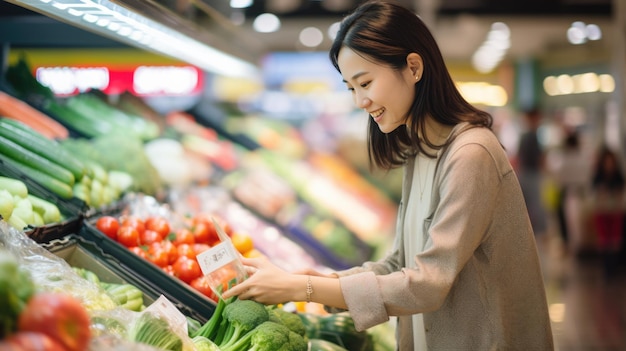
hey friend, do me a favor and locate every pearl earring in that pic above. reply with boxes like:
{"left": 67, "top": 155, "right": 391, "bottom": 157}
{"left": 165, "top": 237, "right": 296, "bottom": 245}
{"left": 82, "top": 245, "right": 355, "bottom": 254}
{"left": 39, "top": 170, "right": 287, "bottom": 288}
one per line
{"left": 415, "top": 75, "right": 419, "bottom": 80}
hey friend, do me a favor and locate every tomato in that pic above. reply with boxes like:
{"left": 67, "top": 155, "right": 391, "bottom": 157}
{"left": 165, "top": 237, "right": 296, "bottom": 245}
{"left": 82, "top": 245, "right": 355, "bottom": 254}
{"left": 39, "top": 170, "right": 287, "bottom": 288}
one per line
{"left": 128, "top": 246, "right": 148, "bottom": 259}
{"left": 160, "top": 240, "right": 179, "bottom": 264}
{"left": 5, "top": 331, "right": 67, "bottom": 351}
{"left": 177, "top": 243, "right": 196, "bottom": 260}
{"left": 140, "top": 229, "right": 163, "bottom": 245}
{"left": 172, "top": 228, "right": 195, "bottom": 246}
{"left": 147, "top": 243, "right": 169, "bottom": 268}
{"left": 190, "top": 275, "right": 218, "bottom": 302}
{"left": 121, "top": 216, "right": 145, "bottom": 235}
{"left": 18, "top": 293, "right": 91, "bottom": 351}
{"left": 117, "top": 226, "right": 140, "bottom": 247}
{"left": 162, "top": 265, "right": 176, "bottom": 277}
{"left": 193, "top": 243, "right": 211, "bottom": 256}
{"left": 95, "top": 216, "right": 119, "bottom": 240}
{"left": 145, "top": 216, "right": 171, "bottom": 238}
{"left": 191, "top": 221, "right": 212, "bottom": 244}
{"left": 231, "top": 232, "right": 254, "bottom": 254}
{"left": 172, "top": 256, "right": 202, "bottom": 284}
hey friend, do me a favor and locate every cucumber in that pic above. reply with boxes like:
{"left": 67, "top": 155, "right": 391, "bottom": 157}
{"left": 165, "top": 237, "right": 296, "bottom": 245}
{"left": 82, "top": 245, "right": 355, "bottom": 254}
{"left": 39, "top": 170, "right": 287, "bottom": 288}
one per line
{"left": 0, "top": 134, "right": 75, "bottom": 186}
{"left": 0, "top": 154, "right": 73, "bottom": 199}
{"left": 0, "top": 176, "right": 28, "bottom": 198}
{"left": 45, "top": 100, "right": 116, "bottom": 138}
{"left": 0, "top": 118, "right": 86, "bottom": 180}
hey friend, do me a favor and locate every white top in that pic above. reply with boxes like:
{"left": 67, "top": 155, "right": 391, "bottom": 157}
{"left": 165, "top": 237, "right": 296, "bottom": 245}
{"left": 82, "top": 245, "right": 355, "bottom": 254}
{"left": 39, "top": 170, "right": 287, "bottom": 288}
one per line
{"left": 403, "top": 153, "right": 437, "bottom": 350}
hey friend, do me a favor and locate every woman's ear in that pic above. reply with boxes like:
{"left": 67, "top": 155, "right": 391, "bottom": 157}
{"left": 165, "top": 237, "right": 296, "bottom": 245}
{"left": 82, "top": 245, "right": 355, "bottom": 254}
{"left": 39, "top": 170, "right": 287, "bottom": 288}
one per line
{"left": 406, "top": 53, "right": 423, "bottom": 81}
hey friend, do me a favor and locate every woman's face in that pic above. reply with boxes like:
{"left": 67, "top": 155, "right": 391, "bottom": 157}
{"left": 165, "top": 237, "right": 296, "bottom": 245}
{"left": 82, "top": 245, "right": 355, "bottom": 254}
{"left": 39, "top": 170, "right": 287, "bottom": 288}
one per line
{"left": 337, "top": 47, "right": 417, "bottom": 133}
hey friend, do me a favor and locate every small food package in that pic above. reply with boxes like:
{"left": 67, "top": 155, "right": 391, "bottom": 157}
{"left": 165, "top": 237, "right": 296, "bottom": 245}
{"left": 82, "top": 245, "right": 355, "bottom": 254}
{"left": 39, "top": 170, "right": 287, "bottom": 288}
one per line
{"left": 196, "top": 217, "right": 247, "bottom": 298}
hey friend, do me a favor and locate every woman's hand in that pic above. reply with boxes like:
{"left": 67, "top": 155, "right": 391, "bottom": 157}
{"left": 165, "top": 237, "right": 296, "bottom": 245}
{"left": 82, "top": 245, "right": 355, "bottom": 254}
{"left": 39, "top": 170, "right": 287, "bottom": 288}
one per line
{"left": 221, "top": 256, "right": 304, "bottom": 304}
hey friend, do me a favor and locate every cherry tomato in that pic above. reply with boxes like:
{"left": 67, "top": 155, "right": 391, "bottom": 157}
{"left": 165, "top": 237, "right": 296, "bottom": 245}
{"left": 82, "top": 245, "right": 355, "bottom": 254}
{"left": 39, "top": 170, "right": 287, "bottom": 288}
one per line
{"left": 172, "top": 228, "right": 195, "bottom": 246}
{"left": 147, "top": 243, "right": 169, "bottom": 268}
{"left": 191, "top": 221, "right": 211, "bottom": 244}
{"left": 160, "top": 240, "right": 179, "bottom": 264}
{"left": 193, "top": 243, "right": 211, "bottom": 256}
{"left": 163, "top": 265, "right": 176, "bottom": 277}
{"left": 140, "top": 229, "right": 163, "bottom": 246}
{"left": 145, "top": 216, "right": 171, "bottom": 238}
{"left": 95, "top": 216, "right": 119, "bottom": 240}
{"left": 177, "top": 243, "right": 196, "bottom": 260}
{"left": 121, "top": 216, "right": 146, "bottom": 235}
{"left": 128, "top": 246, "right": 148, "bottom": 259}
{"left": 117, "top": 226, "right": 140, "bottom": 247}
{"left": 190, "top": 275, "right": 218, "bottom": 302}
{"left": 173, "top": 256, "right": 202, "bottom": 284}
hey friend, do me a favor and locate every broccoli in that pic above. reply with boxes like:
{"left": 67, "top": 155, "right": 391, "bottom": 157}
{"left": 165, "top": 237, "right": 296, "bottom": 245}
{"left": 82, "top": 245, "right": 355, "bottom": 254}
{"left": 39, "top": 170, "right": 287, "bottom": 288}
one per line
{"left": 216, "top": 299, "right": 270, "bottom": 349}
{"left": 268, "top": 307, "right": 307, "bottom": 338}
{"left": 222, "top": 321, "right": 307, "bottom": 351}
{"left": 191, "top": 297, "right": 229, "bottom": 340}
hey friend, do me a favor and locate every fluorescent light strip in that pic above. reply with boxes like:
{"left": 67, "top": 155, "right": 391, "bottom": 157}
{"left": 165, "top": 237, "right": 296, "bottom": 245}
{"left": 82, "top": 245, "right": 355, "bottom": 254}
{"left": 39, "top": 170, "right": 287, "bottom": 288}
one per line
{"left": 14, "top": 0, "right": 258, "bottom": 78}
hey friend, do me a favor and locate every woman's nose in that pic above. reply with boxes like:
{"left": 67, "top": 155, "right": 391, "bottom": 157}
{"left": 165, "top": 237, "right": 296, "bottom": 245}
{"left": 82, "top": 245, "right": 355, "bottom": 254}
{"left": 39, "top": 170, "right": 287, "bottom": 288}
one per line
{"left": 356, "top": 97, "right": 371, "bottom": 110}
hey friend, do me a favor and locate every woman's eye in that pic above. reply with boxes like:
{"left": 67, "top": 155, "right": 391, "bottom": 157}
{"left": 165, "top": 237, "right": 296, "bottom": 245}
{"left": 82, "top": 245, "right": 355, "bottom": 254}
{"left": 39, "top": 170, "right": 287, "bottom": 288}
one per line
{"left": 360, "top": 81, "right": 370, "bottom": 88}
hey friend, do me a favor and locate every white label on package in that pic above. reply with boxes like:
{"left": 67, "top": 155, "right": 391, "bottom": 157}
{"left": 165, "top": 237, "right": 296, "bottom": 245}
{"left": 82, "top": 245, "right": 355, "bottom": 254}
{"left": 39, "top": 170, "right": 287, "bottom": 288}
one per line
{"left": 197, "top": 240, "right": 238, "bottom": 275}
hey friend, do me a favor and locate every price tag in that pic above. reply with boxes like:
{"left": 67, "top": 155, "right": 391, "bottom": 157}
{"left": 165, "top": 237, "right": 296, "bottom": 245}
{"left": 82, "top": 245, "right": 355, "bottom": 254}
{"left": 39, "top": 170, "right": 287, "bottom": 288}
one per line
{"left": 197, "top": 240, "right": 239, "bottom": 276}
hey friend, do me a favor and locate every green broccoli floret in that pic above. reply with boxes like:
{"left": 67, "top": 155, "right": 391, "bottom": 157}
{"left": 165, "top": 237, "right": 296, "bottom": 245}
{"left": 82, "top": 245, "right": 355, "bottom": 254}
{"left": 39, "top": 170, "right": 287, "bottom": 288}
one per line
{"left": 288, "top": 330, "right": 307, "bottom": 351}
{"left": 223, "top": 321, "right": 308, "bottom": 351}
{"left": 269, "top": 307, "right": 307, "bottom": 338}
{"left": 217, "top": 299, "right": 270, "bottom": 349}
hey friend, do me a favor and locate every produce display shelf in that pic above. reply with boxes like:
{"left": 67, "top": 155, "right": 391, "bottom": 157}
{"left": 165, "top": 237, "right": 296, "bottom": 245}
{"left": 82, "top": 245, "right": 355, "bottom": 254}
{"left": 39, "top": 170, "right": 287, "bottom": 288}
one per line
{"left": 79, "top": 221, "right": 216, "bottom": 323}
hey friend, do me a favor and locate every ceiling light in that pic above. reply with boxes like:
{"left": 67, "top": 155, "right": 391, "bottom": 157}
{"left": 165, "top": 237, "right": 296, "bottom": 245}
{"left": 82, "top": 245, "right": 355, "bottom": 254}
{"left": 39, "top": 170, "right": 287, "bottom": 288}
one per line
{"left": 230, "top": 0, "right": 253, "bottom": 9}
{"left": 299, "top": 27, "right": 323, "bottom": 48}
{"left": 8, "top": 0, "right": 259, "bottom": 78}
{"left": 253, "top": 13, "right": 281, "bottom": 33}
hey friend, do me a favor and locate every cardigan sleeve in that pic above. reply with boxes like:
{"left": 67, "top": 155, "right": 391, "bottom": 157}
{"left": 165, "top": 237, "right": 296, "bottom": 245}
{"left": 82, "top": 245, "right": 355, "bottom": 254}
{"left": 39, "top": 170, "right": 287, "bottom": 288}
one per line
{"left": 338, "top": 137, "right": 505, "bottom": 331}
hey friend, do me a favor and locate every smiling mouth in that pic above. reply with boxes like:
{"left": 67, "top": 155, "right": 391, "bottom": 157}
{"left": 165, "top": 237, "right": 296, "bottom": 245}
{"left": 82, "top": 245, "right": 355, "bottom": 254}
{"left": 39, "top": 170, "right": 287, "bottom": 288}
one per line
{"left": 369, "top": 108, "right": 385, "bottom": 118}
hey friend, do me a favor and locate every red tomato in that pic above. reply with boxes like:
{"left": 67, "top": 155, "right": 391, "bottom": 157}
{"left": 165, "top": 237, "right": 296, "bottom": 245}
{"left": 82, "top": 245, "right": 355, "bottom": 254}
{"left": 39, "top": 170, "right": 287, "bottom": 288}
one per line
{"left": 140, "top": 229, "right": 163, "bottom": 246}
{"left": 160, "top": 240, "right": 179, "bottom": 265}
{"left": 147, "top": 243, "right": 169, "bottom": 268}
{"left": 191, "top": 221, "right": 211, "bottom": 244}
{"left": 128, "top": 246, "right": 148, "bottom": 259}
{"left": 5, "top": 331, "right": 67, "bottom": 351}
{"left": 121, "top": 216, "right": 146, "bottom": 235}
{"left": 95, "top": 216, "right": 119, "bottom": 240}
{"left": 177, "top": 243, "right": 196, "bottom": 260}
{"left": 172, "top": 228, "right": 195, "bottom": 246}
{"left": 193, "top": 243, "right": 211, "bottom": 256}
{"left": 18, "top": 293, "right": 91, "bottom": 351}
{"left": 172, "top": 256, "right": 202, "bottom": 284}
{"left": 190, "top": 275, "right": 218, "bottom": 302}
{"left": 117, "top": 226, "right": 140, "bottom": 247}
{"left": 145, "top": 216, "right": 171, "bottom": 238}
{"left": 163, "top": 265, "right": 176, "bottom": 277}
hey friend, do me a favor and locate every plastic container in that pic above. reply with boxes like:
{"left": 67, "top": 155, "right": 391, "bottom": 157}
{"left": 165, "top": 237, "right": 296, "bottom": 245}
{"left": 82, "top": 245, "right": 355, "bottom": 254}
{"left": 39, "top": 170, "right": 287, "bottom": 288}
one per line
{"left": 196, "top": 217, "right": 247, "bottom": 298}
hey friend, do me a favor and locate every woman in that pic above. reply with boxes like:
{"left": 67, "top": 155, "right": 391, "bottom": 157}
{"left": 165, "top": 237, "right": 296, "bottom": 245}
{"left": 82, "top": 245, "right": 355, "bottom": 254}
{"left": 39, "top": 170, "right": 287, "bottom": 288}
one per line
{"left": 222, "top": 1, "right": 554, "bottom": 349}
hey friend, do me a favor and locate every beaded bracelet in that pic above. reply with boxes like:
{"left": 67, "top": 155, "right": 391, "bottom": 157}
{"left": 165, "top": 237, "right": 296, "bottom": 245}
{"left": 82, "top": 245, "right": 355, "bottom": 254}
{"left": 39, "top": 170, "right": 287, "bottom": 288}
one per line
{"left": 306, "top": 275, "right": 313, "bottom": 303}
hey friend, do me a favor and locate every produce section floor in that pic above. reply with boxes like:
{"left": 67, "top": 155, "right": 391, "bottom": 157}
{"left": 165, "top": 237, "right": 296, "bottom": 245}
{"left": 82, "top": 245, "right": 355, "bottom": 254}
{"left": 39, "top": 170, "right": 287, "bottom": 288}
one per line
{"left": 537, "top": 225, "right": 626, "bottom": 351}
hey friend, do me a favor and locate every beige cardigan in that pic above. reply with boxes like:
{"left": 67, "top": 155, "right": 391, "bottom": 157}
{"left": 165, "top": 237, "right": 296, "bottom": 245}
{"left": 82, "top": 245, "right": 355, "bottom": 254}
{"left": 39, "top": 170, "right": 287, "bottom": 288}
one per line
{"left": 333, "top": 124, "right": 554, "bottom": 350}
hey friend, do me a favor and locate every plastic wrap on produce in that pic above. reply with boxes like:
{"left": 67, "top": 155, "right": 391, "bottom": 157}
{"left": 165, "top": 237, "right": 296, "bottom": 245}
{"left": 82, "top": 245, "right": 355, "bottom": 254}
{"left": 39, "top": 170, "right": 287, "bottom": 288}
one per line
{"left": 0, "top": 221, "right": 117, "bottom": 311}
{"left": 0, "top": 221, "right": 199, "bottom": 350}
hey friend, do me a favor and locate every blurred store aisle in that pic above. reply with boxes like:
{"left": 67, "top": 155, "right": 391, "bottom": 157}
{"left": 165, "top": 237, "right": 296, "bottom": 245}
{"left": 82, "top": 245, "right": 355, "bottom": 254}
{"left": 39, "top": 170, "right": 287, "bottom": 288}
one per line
{"left": 538, "top": 226, "right": 626, "bottom": 351}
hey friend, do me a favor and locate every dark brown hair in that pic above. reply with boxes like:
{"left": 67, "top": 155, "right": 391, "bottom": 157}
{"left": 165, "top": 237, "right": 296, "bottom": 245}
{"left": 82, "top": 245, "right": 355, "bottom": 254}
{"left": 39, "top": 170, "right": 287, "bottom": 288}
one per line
{"left": 329, "top": 0, "right": 493, "bottom": 169}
